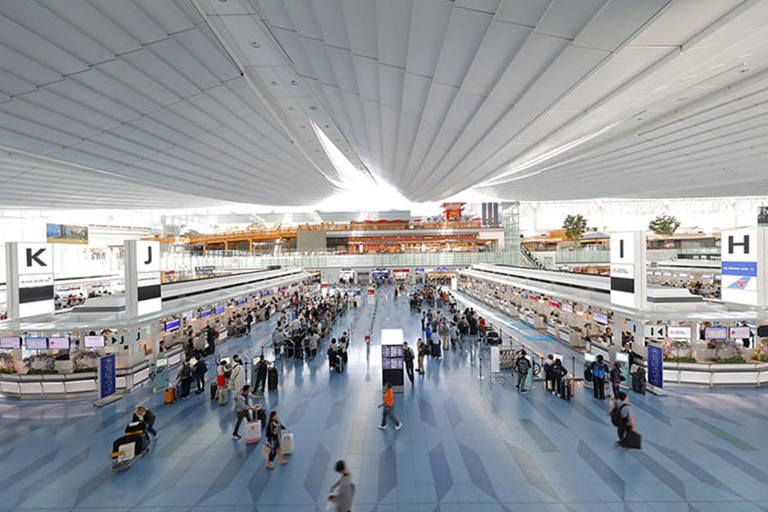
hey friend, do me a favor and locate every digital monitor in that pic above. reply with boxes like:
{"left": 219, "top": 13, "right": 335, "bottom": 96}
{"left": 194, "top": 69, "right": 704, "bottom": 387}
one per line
{"left": 48, "top": 337, "right": 70, "bottom": 350}
{"left": 246, "top": 296, "right": 253, "bottom": 303}
{"left": 389, "top": 346, "right": 404, "bottom": 358}
{"left": 593, "top": 312, "right": 609, "bottom": 325}
{"left": 705, "top": 327, "right": 728, "bottom": 340}
{"left": 199, "top": 309, "right": 212, "bottom": 319}
{"left": 758, "top": 325, "right": 768, "bottom": 338}
{"left": 236, "top": 298, "right": 245, "bottom": 306}
{"left": 84, "top": 335, "right": 105, "bottom": 348}
{"left": 165, "top": 319, "right": 180, "bottom": 332}
{"left": 561, "top": 303, "right": 574, "bottom": 313}
{"left": 729, "top": 326, "right": 751, "bottom": 339}
{"left": 0, "top": 337, "right": 21, "bottom": 349}
{"left": 520, "top": 293, "right": 528, "bottom": 299}
{"left": 381, "top": 346, "right": 390, "bottom": 357}
{"left": 25, "top": 337, "right": 47, "bottom": 350}
{"left": 214, "top": 305, "right": 225, "bottom": 315}
{"left": 667, "top": 326, "right": 692, "bottom": 340}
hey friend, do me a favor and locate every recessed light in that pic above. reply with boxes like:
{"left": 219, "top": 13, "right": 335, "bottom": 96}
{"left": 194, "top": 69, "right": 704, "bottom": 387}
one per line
{"left": 300, "top": 125, "right": 306, "bottom": 129}
{"left": 740, "top": 68, "right": 750, "bottom": 74}
{"left": 290, "top": 79, "right": 298, "bottom": 85}
{"left": 309, "top": 106, "right": 318, "bottom": 111}
{"left": 250, "top": 41, "right": 261, "bottom": 48}
{"left": 217, "top": 0, "right": 227, "bottom": 3}
{"left": 270, "top": 80, "right": 278, "bottom": 86}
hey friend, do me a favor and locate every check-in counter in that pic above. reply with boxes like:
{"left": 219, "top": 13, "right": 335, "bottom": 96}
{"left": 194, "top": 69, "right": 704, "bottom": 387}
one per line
{"left": 546, "top": 321, "right": 557, "bottom": 337}
{"left": 559, "top": 325, "right": 572, "bottom": 344}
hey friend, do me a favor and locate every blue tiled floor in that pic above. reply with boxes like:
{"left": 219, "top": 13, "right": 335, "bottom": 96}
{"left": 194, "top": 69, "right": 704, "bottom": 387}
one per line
{"left": 2, "top": 287, "right": 768, "bottom": 511}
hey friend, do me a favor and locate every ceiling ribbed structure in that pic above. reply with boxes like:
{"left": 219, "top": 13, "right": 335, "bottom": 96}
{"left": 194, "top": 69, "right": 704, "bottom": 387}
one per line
{"left": 0, "top": 0, "right": 767, "bottom": 207}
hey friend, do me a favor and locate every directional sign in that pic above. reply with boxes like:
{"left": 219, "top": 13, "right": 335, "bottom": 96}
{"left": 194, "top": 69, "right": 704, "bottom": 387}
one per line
{"left": 4, "top": 242, "right": 54, "bottom": 319}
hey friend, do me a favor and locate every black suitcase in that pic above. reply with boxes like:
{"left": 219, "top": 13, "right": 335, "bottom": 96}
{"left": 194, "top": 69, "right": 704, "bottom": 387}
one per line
{"left": 622, "top": 431, "right": 642, "bottom": 449}
{"left": 256, "top": 407, "right": 267, "bottom": 427}
{"left": 632, "top": 374, "right": 646, "bottom": 395}
{"left": 268, "top": 367, "right": 278, "bottom": 390}
{"left": 210, "top": 383, "right": 217, "bottom": 401}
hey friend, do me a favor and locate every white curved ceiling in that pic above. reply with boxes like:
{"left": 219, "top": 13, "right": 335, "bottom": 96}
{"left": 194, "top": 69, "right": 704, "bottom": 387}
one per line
{"left": 0, "top": 0, "right": 767, "bottom": 208}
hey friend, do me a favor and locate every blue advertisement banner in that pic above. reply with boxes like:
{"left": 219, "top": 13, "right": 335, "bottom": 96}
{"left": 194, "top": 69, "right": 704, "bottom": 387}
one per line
{"left": 99, "top": 354, "right": 116, "bottom": 399}
{"left": 647, "top": 344, "right": 663, "bottom": 389}
{"left": 722, "top": 261, "right": 757, "bottom": 276}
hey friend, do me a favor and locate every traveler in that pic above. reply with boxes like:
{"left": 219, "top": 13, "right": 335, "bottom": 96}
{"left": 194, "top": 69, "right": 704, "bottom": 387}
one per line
{"left": 416, "top": 338, "right": 427, "bottom": 374}
{"left": 254, "top": 355, "right": 269, "bottom": 393}
{"left": 132, "top": 406, "right": 157, "bottom": 438}
{"left": 402, "top": 342, "right": 415, "bottom": 385}
{"left": 265, "top": 411, "right": 289, "bottom": 469}
{"left": 515, "top": 350, "right": 531, "bottom": 393}
{"left": 232, "top": 384, "right": 263, "bottom": 440}
{"left": 216, "top": 360, "right": 230, "bottom": 403}
{"left": 206, "top": 327, "right": 216, "bottom": 355}
{"left": 177, "top": 361, "right": 194, "bottom": 399}
{"left": 609, "top": 362, "right": 624, "bottom": 399}
{"left": 591, "top": 355, "right": 608, "bottom": 400}
{"left": 328, "top": 460, "right": 355, "bottom": 512}
{"left": 273, "top": 328, "right": 284, "bottom": 358}
{"left": 609, "top": 392, "right": 638, "bottom": 447}
{"left": 377, "top": 382, "right": 403, "bottom": 430}
{"left": 431, "top": 329, "right": 442, "bottom": 359}
{"left": 193, "top": 357, "right": 208, "bottom": 394}
{"left": 552, "top": 358, "right": 566, "bottom": 395}
{"left": 543, "top": 354, "right": 555, "bottom": 394}
{"left": 229, "top": 355, "right": 246, "bottom": 395}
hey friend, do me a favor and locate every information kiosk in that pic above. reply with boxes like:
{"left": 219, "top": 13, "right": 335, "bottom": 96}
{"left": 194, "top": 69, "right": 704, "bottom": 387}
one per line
{"left": 381, "top": 329, "right": 404, "bottom": 393}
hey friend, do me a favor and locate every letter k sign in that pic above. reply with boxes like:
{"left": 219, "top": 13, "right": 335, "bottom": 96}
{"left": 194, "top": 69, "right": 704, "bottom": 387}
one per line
{"left": 26, "top": 248, "right": 47, "bottom": 267}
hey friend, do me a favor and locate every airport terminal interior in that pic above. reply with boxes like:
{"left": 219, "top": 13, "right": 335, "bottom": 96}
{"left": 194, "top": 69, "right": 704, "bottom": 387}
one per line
{"left": 3, "top": 1, "right": 768, "bottom": 511}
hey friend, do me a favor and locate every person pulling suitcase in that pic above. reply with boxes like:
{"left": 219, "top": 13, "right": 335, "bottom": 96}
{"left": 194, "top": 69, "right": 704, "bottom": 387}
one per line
{"left": 515, "top": 350, "right": 531, "bottom": 393}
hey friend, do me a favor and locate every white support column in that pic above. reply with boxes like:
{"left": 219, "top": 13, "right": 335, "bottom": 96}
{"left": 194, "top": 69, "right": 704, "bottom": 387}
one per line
{"left": 610, "top": 231, "right": 647, "bottom": 310}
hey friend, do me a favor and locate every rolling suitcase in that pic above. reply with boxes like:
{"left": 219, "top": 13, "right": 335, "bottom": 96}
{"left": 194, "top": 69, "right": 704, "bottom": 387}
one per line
{"left": 561, "top": 378, "right": 574, "bottom": 401}
{"left": 268, "top": 367, "right": 278, "bottom": 390}
{"left": 164, "top": 386, "right": 176, "bottom": 404}
{"left": 217, "top": 386, "right": 229, "bottom": 405}
{"left": 210, "top": 383, "right": 217, "bottom": 401}
{"left": 245, "top": 420, "right": 261, "bottom": 444}
{"left": 281, "top": 432, "right": 294, "bottom": 455}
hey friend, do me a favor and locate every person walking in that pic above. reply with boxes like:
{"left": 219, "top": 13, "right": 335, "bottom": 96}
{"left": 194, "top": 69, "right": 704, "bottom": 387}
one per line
{"left": 402, "top": 342, "right": 415, "bottom": 385}
{"left": 254, "top": 355, "right": 269, "bottom": 393}
{"left": 416, "top": 338, "right": 427, "bottom": 375}
{"left": 515, "top": 350, "right": 531, "bottom": 393}
{"left": 609, "top": 392, "right": 637, "bottom": 447}
{"left": 591, "top": 355, "right": 608, "bottom": 400}
{"left": 232, "top": 384, "right": 264, "bottom": 440}
{"left": 132, "top": 406, "right": 158, "bottom": 438}
{"left": 377, "top": 382, "right": 403, "bottom": 430}
{"left": 193, "top": 357, "right": 208, "bottom": 394}
{"left": 328, "top": 460, "right": 355, "bottom": 512}
{"left": 609, "top": 362, "right": 624, "bottom": 399}
{"left": 543, "top": 354, "right": 555, "bottom": 394}
{"left": 265, "top": 411, "right": 289, "bottom": 469}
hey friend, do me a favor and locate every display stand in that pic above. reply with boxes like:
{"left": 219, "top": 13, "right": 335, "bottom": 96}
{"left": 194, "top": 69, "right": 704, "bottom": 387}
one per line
{"left": 381, "top": 329, "right": 404, "bottom": 393}
{"left": 615, "top": 352, "right": 630, "bottom": 388}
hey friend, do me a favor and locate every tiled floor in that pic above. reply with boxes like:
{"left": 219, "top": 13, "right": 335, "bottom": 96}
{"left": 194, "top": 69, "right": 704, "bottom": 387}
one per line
{"left": 2, "top": 287, "right": 768, "bottom": 512}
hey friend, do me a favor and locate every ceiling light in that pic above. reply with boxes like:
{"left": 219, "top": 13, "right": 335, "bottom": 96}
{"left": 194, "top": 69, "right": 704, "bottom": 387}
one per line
{"left": 290, "top": 79, "right": 298, "bottom": 85}
{"left": 217, "top": 0, "right": 227, "bottom": 2}
{"left": 309, "top": 106, "right": 318, "bottom": 111}
{"left": 250, "top": 41, "right": 261, "bottom": 48}
{"left": 740, "top": 68, "right": 750, "bottom": 74}
{"left": 270, "top": 80, "right": 278, "bottom": 86}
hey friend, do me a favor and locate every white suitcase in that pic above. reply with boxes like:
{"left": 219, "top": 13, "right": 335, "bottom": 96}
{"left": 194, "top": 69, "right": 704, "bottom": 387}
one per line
{"left": 281, "top": 432, "right": 294, "bottom": 454}
{"left": 245, "top": 420, "right": 261, "bottom": 444}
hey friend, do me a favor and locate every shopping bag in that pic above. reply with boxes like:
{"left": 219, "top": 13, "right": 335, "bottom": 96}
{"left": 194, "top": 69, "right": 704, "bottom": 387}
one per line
{"left": 245, "top": 420, "right": 261, "bottom": 444}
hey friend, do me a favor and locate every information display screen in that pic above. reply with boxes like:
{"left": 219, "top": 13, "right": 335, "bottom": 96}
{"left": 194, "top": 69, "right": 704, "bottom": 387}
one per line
{"left": 48, "top": 337, "right": 70, "bottom": 349}
{"left": 236, "top": 299, "right": 245, "bottom": 306}
{"left": 214, "top": 305, "right": 225, "bottom": 315}
{"left": 561, "top": 303, "right": 574, "bottom": 313}
{"left": 758, "top": 325, "right": 768, "bottom": 338}
{"left": 199, "top": 309, "right": 212, "bottom": 319}
{"left": 593, "top": 312, "right": 609, "bottom": 325}
{"left": 667, "top": 326, "right": 692, "bottom": 340}
{"left": 705, "top": 327, "right": 728, "bottom": 340}
{"left": 84, "top": 335, "right": 105, "bottom": 348}
{"left": 25, "top": 337, "right": 48, "bottom": 350}
{"left": 383, "top": 358, "right": 403, "bottom": 369}
{"left": 165, "top": 319, "right": 180, "bottom": 332}
{"left": 0, "top": 337, "right": 21, "bottom": 349}
{"left": 729, "top": 326, "right": 751, "bottom": 339}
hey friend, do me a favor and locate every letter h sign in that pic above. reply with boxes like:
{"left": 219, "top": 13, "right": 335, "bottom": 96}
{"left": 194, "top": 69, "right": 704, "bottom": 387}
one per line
{"left": 728, "top": 235, "right": 750, "bottom": 255}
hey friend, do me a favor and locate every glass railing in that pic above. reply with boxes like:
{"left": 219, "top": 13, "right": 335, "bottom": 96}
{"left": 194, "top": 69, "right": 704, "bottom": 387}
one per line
{"left": 554, "top": 249, "right": 611, "bottom": 263}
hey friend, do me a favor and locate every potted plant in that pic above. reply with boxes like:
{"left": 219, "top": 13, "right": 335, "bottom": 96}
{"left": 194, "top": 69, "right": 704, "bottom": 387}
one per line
{"left": 23, "top": 353, "right": 56, "bottom": 374}
{"left": 662, "top": 340, "right": 696, "bottom": 363}
{"left": 712, "top": 340, "right": 746, "bottom": 363}
{"left": 71, "top": 350, "right": 100, "bottom": 373}
{"left": 0, "top": 352, "right": 16, "bottom": 374}
{"left": 755, "top": 339, "right": 768, "bottom": 362}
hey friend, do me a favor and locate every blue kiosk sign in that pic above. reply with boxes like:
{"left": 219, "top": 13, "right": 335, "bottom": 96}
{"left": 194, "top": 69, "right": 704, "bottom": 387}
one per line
{"left": 98, "top": 354, "right": 117, "bottom": 399}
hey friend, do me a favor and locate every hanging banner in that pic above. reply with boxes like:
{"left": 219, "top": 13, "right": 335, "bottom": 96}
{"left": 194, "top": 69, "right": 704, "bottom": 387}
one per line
{"left": 647, "top": 343, "right": 663, "bottom": 390}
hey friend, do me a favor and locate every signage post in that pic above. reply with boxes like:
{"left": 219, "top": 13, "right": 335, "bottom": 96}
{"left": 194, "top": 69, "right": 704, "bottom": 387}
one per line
{"left": 4, "top": 242, "right": 54, "bottom": 320}
{"left": 720, "top": 228, "right": 767, "bottom": 306}
{"left": 94, "top": 353, "right": 122, "bottom": 407}
{"left": 609, "top": 232, "right": 647, "bottom": 309}
{"left": 647, "top": 343, "right": 664, "bottom": 391}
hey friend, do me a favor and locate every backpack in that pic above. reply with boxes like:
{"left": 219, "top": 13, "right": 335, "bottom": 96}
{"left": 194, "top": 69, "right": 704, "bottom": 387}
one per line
{"left": 611, "top": 403, "right": 628, "bottom": 427}
{"left": 516, "top": 357, "right": 531, "bottom": 374}
{"left": 593, "top": 362, "right": 606, "bottom": 380}
{"left": 223, "top": 364, "right": 233, "bottom": 379}
{"left": 181, "top": 365, "right": 193, "bottom": 379}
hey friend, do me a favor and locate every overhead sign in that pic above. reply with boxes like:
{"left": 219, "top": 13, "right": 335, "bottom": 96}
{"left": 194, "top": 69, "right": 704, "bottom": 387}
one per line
{"left": 667, "top": 326, "right": 692, "bottom": 340}
{"left": 125, "top": 240, "right": 162, "bottom": 317}
{"left": 4, "top": 242, "right": 55, "bottom": 319}
{"left": 610, "top": 231, "right": 647, "bottom": 309}
{"left": 720, "top": 228, "right": 763, "bottom": 306}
